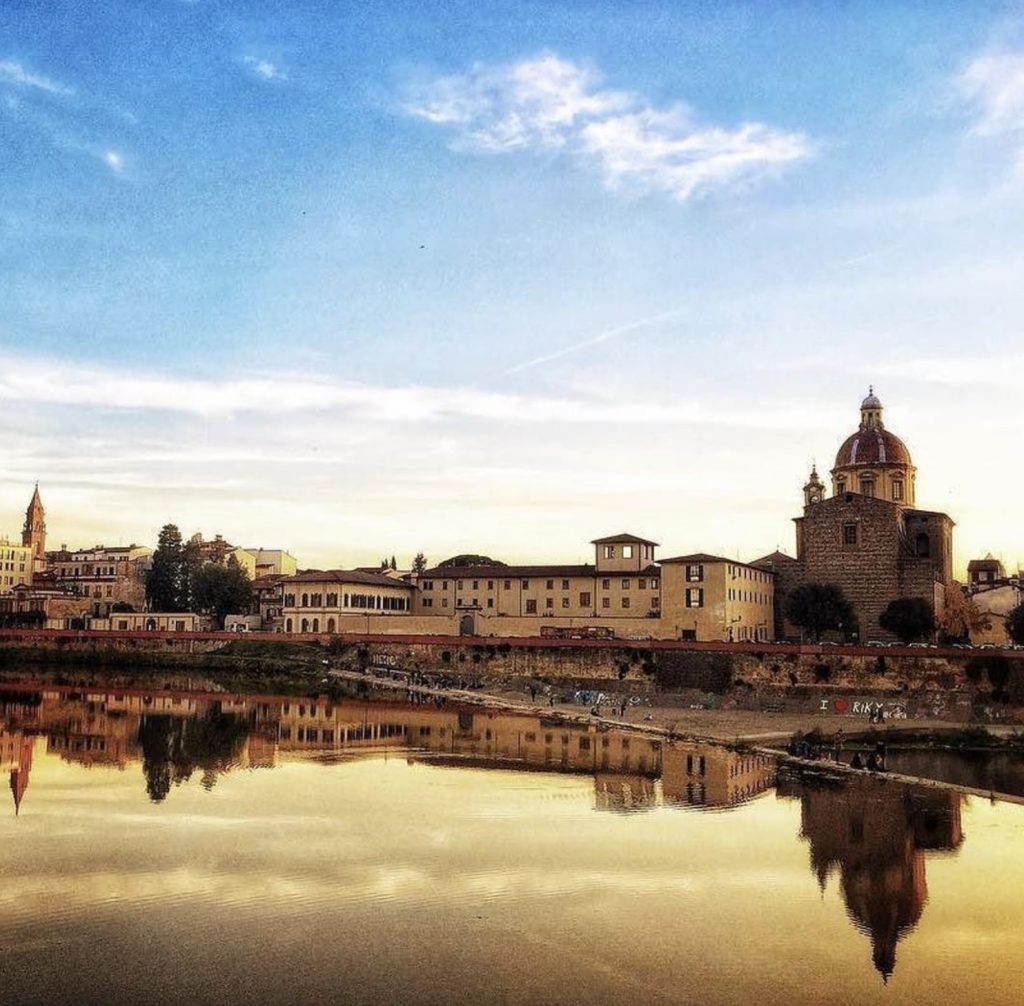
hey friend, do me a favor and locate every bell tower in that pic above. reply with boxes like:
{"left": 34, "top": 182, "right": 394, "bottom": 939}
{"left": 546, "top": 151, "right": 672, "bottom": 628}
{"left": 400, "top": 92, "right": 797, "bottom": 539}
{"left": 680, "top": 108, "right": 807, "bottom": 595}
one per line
{"left": 803, "top": 464, "right": 825, "bottom": 506}
{"left": 22, "top": 483, "right": 46, "bottom": 563}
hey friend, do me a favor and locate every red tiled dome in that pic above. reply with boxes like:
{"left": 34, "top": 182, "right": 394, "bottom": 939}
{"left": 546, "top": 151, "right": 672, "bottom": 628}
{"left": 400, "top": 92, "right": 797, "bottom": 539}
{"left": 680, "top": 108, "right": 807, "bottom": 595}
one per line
{"left": 834, "top": 428, "right": 912, "bottom": 468}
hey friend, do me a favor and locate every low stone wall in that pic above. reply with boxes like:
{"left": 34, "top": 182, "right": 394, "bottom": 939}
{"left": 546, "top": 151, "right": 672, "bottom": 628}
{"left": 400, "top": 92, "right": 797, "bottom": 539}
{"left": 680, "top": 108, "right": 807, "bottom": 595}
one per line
{"left": 2, "top": 629, "right": 1023, "bottom": 723}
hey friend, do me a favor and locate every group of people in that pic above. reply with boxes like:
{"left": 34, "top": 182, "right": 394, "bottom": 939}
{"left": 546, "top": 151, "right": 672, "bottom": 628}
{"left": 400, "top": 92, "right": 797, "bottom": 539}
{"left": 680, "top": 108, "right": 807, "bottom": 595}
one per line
{"left": 787, "top": 731, "right": 889, "bottom": 773}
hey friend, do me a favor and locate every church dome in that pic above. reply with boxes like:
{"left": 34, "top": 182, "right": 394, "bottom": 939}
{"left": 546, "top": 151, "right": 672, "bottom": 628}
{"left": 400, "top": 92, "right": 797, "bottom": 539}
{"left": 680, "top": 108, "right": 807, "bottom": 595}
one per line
{"left": 834, "top": 427, "right": 912, "bottom": 468}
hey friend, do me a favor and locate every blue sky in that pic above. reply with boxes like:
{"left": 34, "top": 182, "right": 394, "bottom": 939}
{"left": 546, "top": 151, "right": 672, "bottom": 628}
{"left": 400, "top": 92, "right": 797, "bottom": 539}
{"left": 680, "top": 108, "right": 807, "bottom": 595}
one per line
{"left": 2, "top": 1, "right": 1024, "bottom": 572}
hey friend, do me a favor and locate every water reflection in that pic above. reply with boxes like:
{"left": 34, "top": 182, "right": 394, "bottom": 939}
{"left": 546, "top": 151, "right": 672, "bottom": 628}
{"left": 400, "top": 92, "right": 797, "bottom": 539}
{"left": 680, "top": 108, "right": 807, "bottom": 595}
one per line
{"left": 0, "top": 683, "right": 775, "bottom": 813}
{"left": 0, "top": 680, "right": 990, "bottom": 994}
{"left": 779, "top": 772, "right": 964, "bottom": 981}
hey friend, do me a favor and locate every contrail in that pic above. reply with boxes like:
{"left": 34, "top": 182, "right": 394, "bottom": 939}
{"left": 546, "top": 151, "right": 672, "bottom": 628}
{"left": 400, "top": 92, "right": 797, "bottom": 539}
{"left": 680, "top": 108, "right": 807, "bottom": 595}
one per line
{"left": 505, "top": 305, "right": 689, "bottom": 374}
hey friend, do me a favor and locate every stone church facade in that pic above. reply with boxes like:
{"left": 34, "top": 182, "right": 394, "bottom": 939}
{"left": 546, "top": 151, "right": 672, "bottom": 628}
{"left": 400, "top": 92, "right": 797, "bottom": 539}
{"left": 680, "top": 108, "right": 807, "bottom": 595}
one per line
{"left": 763, "top": 391, "right": 954, "bottom": 642}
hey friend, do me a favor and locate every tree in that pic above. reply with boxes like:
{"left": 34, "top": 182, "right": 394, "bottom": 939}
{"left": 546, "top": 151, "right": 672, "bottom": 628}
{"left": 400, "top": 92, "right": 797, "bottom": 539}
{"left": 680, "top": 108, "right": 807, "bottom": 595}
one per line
{"left": 412, "top": 552, "right": 427, "bottom": 574}
{"left": 879, "top": 597, "right": 935, "bottom": 643}
{"left": 390, "top": 555, "right": 397, "bottom": 570}
{"left": 190, "top": 557, "right": 254, "bottom": 628}
{"left": 785, "top": 583, "right": 856, "bottom": 642}
{"left": 938, "top": 587, "right": 990, "bottom": 644}
{"left": 1007, "top": 603, "right": 1024, "bottom": 646}
{"left": 436, "top": 554, "right": 506, "bottom": 569}
{"left": 181, "top": 536, "right": 205, "bottom": 611}
{"left": 146, "top": 524, "right": 186, "bottom": 612}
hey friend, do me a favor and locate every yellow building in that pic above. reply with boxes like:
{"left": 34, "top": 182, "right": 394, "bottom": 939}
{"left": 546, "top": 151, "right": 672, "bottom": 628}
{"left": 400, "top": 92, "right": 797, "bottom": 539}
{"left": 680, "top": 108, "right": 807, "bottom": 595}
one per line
{"left": 414, "top": 533, "right": 662, "bottom": 624}
{"left": 281, "top": 569, "right": 415, "bottom": 633}
{"left": 658, "top": 554, "right": 775, "bottom": 641}
{"left": 0, "top": 539, "right": 33, "bottom": 593}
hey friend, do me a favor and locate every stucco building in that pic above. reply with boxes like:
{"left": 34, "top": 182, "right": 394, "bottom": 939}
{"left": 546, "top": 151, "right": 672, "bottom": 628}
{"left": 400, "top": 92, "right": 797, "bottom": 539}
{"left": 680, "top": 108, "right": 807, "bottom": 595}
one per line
{"left": 281, "top": 569, "right": 415, "bottom": 633}
{"left": 0, "top": 539, "right": 33, "bottom": 594}
{"left": 46, "top": 544, "right": 152, "bottom": 613}
{"left": 658, "top": 554, "right": 775, "bottom": 642}
{"left": 413, "top": 533, "right": 661, "bottom": 627}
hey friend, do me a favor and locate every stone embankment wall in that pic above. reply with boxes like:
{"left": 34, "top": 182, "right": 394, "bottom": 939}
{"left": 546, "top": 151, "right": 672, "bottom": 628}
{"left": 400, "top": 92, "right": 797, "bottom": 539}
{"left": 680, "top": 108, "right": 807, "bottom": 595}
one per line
{"left": 2, "top": 629, "right": 1022, "bottom": 723}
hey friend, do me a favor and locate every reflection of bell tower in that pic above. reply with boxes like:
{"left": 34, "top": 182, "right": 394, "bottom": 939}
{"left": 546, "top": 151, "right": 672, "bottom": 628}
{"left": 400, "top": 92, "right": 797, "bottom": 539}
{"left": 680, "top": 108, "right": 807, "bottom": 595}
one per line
{"left": 22, "top": 484, "right": 46, "bottom": 564}
{"left": 803, "top": 464, "right": 825, "bottom": 506}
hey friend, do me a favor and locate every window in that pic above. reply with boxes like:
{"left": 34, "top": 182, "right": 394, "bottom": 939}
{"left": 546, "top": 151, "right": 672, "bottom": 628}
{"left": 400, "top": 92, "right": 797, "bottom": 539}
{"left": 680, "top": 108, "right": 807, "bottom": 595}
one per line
{"left": 472, "top": 580, "right": 479, "bottom": 590}
{"left": 602, "top": 578, "right": 610, "bottom": 589}
{"left": 326, "top": 592, "right": 338, "bottom": 607}
{"left": 622, "top": 545, "right": 633, "bottom": 559}
{"left": 916, "top": 532, "right": 930, "bottom": 557}
{"left": 580, "top": 592, "right": 591, "bottom": 607}
{"left": 602, "top": 545, "right": 615, "bottom": 559}
{"left": 562, "top": 597, "right": 570, "bottom": 608}
{"left": 621, "top": 597, "right": 630, "bottom": 609}
{"left": 457, "top": 580, "right": 463, "bottom": 589}
{"left": 686, "top": 564, "right": 704, "bottom": 582}
{"left": 686, "top": 587, "right": 704, "bottom": 608}
{"left": 442, "top": 581, "right": 449, "bottom": 590}
{"left": 503, "top": 579, "right": 511, "bottom": 589}
{"left": 892, "top": 480, "right": 904, "bottom": 501}
{"left": 422, "top": 598, "right": 433, "bottom": 608}
{"left": 487, "top": 580, "right": 494, "bottom": 590}
{"left": 859, "top": 478, "right": 874, "bottom": 497}
{"left": 650, "top": 597, "right": 659, "bottom": 609}
{"left": 522, "top": 579, "right": 530, "bottom": 589}
{"left": 638, "top": 578, "right": 646, "bottom": 589}
{"left": 602, "top": 597, "right": 611, "bottom": 609}
{"left": 526, "top": 599, "right": 537, "bottom": 614}
{"left": 836, "top": 478, "right": 846, "bottom": 494}
{"left": 561, "top": 579, "right": 569, "bottom": 589}
{"left": 650, "top": 578, "right": 659, "bottom": 590}
{"left": 621, "top": 578, "right": 629, "bottom": 589}
{"left": 546, "top": 579, "right": 554, "bottom": 589}
{"left": 423, "top": 581, "right": 433, "bottom": 590}
{"left": 487, "top": 598, "right": 494, "bottom": 608}
{"left": 842, "top": 523, "right": 859, "bottom": 546}
{"left": 545, "top": 598, "right": 553, "bottom": 609}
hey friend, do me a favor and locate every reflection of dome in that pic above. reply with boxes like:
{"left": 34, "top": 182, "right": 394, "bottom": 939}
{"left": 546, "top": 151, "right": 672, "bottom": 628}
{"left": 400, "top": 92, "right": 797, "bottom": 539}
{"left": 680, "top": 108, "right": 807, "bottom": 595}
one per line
{"left": 834, "top": 428, "right": 912, "bottom": 468}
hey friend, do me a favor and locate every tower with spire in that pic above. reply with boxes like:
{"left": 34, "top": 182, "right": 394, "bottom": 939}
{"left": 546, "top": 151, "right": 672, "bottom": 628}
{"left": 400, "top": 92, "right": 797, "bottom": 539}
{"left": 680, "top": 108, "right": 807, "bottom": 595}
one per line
{"left": 21, "top": 484, "right": 46, "bottom": 567}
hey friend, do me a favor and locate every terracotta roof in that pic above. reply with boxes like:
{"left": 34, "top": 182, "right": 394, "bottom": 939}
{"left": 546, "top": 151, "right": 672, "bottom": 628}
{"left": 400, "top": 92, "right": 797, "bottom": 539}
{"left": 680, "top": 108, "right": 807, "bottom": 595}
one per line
{"left": 834, "top": 428, "right": 912, "bottom": 468}
{"left": 420, "top": 564, "right": 661, "bottom": 579}
{"left": 283, "top": 569, "right": 414, "bottom": 589}
{"left": 660, "top": 554, "right": 769, "bottom": 573}
{"left": 751, "top": 551, "right": 798, "bottom": 568}
{"left": 590, "top": 533, "right": 659, "bottom": 546}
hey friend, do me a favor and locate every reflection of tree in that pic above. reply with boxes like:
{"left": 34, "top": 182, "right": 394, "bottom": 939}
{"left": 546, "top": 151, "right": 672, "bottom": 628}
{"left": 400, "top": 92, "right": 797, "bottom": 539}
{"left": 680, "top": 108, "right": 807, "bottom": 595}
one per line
{"left": 137, "top": 709, "right": 250, "bottom": 803}
{"left": 781, "top": 774, "right": 962, "bottom": 982}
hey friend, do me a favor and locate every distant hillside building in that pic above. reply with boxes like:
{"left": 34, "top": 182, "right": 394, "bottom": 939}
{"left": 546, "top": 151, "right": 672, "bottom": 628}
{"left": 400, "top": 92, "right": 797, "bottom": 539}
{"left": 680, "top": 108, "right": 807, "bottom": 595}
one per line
{"left": 774, "top": 391, "right": 954, "bottom": 642}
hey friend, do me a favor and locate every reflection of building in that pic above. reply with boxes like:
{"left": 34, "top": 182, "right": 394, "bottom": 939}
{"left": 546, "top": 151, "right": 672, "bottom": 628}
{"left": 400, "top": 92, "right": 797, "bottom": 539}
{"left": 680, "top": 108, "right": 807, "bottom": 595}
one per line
{"left": 1, "top": 726, "right": 34, "bottom": 814}
{"left": 781, "top": 773, "right": 963, "bottom": 981}
{"left": 1, "top": 684, "right": 778, "bottom": 815}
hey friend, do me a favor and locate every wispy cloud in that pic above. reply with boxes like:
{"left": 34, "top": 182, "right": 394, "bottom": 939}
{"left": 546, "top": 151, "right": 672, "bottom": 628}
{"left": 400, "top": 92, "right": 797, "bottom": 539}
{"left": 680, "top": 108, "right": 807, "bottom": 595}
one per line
{"left": 0, "top": 58, "right": 73, "bottom": 96}
{"left": 404, "top": 53, "right": 811, "bottom": 202}
{"left": 506, "top": 306, "right": 689, "bottom": 374}
{"left": 0, "top": 352, "right": 809, "bottom": 429}
{"left": 243, "top": 55, "right": 286, "bottom": 82}
{"left": 958, "top": 52, "right": 1024, "bottom": 136}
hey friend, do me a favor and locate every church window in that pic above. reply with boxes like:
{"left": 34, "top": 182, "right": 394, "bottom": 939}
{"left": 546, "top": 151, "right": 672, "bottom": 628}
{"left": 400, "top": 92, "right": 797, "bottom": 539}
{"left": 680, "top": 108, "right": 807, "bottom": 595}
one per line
{"left": 859, "top": 478, "right": 874, "bottom": 497}
{"left": 916, "top": 533, "right": 930, "bottom": 557}
{"left": 892, "top": 480, "right": 904, "bottom": 501}
{"left": 842, "top": 523, "right": 859, "bottom": 547}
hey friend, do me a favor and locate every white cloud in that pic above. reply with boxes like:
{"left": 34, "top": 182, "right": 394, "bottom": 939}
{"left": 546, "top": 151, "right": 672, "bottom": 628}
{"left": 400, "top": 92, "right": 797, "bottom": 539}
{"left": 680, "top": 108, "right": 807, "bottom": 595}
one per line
{"left": 0, "top": 58, "right": 73, "bottom": 96}
{"left": 958, "top": 52, "right": 1024, "bottom": 136}
{"left": 243, "top": 56, "right": 286, "bottom": 82}
{"left": 0, "top": 352, "right": 806, "bottom": 429}
{"left": 102, "top": 149, "right": 125, "bottom": 174}
{"left": 404, "top": 53, "right": 811, "bottom": 201}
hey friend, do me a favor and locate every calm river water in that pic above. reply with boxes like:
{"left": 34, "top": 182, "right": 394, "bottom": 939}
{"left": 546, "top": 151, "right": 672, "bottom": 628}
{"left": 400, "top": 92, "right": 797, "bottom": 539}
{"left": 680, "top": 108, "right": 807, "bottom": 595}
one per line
{"left": 2, "top": 682, "right": 1022, "bottom": 1005}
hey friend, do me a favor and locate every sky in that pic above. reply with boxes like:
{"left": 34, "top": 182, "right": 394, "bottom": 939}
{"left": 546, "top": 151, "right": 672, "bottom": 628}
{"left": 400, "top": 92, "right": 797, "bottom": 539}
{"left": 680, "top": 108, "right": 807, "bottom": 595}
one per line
{"left": 2, "top": 0, "right": 1024, "bottom": 575}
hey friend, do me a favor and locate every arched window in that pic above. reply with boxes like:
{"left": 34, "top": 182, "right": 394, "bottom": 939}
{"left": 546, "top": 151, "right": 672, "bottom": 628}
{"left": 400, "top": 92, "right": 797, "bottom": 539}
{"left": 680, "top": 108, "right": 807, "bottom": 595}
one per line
{"left": 312, "top": 618, "right": 319, "bottom": 633}
{"left": 327, "top": 617, "right": 336, "bottom": 633}
{"left": 836, "top": 478, "right": 846, "bottom": 494}
{"left": 301, "top": 593, "right": 309, "bottom": 608}
{"left": 301, "top": 618, "right": 309, "bottom": 633}
{"left": 286, "top": 618, "right": 293, "bottom": 633}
